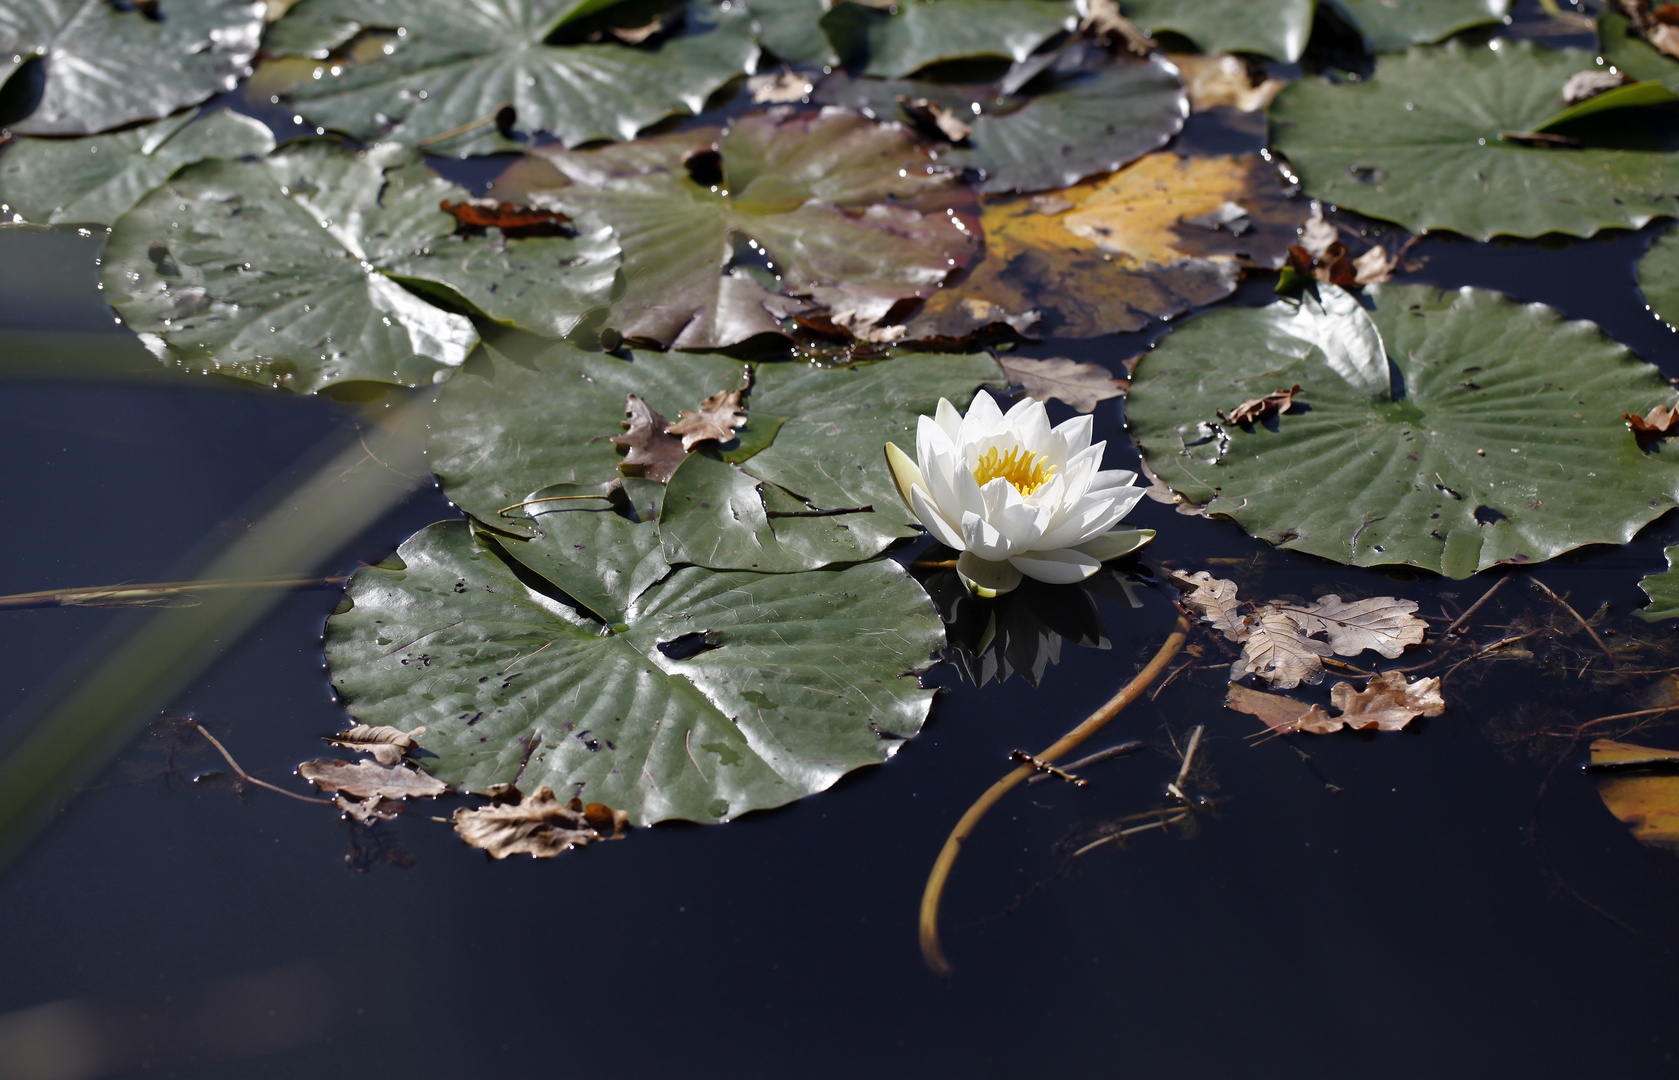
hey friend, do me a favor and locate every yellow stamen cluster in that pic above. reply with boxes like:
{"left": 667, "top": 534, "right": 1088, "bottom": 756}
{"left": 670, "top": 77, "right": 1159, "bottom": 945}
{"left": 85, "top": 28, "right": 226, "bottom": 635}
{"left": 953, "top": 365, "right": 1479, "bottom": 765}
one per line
{"left": 972, "top": 445, "right": 1055, "bottom": 496}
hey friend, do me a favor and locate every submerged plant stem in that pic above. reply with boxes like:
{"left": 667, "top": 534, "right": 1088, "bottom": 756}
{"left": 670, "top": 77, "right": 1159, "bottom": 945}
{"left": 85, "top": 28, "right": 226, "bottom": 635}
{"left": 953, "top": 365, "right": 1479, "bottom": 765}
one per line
{"left": 918, "top": 614, "right": 1192, "bottom": 978}
{"left": 189, "top": 721, "right": 333, "bottom": 806}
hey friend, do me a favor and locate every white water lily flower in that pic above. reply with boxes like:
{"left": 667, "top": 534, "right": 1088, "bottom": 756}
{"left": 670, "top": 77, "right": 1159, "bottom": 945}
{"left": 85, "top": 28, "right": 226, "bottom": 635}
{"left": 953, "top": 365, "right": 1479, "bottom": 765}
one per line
{"left": 885, "top": 394, "right": 1154, "bottom": 597}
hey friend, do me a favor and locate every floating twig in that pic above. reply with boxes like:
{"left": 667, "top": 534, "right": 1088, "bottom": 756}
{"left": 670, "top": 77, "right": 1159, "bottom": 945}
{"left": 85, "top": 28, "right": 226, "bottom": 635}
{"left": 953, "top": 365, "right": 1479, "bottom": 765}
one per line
{"left": 1008, "top": 750, "right": 1086, "bottom": 786}
{"left": 1527, "top": 575, "right": 1616, "bottom": 666}
{"left": 1025, "top": 740, "right": 1144, "bottom": 785}
{"left": 1443, "top": 576, "right": 1508, "bottom": 637}
{"left": 919, "top": 614, "right": 1193, "bottom": 978}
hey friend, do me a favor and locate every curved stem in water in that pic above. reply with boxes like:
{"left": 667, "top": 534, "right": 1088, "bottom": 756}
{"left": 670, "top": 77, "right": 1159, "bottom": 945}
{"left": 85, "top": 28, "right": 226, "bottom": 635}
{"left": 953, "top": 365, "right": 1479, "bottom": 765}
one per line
{"left": 918, "top": 614, "right": 1193, "bottom": 977}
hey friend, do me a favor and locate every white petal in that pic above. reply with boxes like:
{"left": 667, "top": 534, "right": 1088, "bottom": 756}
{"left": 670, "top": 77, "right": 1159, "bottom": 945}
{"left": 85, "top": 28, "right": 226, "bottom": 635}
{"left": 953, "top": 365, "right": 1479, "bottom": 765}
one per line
{"left": 1036, "top": 495, "right": 1120, "bottom": 550}
{"left": 1051, "top": 414, "right": 1094, "bottom": 455}
{"left": 1003, "top": 396, "right": 1051, "bottom": 448}
{"left": 934, "top": 397, "right": 964, "bottom": 439}
{"left": 960, "top": 509, "right": 1014, "bottom": 560}
{"left": 957, "top": 392, "right": 1004, "bottom": 447}
{"left": 1009, "top": 547, "right": 1102, "bottom": 585}
{"left": 1085, "top": 467, "right": 1139, "bottom": 497}
{"left": 1074, "top": 528, "right": 1155, "bottom": 562}
{"left": 884, "top": 441, "right": 924, "bottom": 512}
{"left": 979, "top": 478, "right": 1045, "bottom": 547}
{"left": 911, "top": 485, "right": 967, "bottom": 550}
{"left": 916, "top": 412, "right": 957, "bottom": 471}
{"left": 958, "top": 550, "right": 1023, "bottom": 597}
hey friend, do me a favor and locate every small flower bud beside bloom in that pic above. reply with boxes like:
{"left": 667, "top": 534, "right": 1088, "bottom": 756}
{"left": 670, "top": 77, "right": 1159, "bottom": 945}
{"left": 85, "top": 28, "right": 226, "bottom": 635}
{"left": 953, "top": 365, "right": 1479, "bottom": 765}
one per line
{"left": 885, "top": 394, "right": 1154, "bottom": 597}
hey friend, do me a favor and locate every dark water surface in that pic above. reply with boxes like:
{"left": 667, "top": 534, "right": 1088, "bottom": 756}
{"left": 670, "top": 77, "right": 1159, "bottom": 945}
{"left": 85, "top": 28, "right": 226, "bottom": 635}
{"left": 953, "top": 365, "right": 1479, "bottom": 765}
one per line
{"left": 3, "top": 207, "right": 1679, "bottom": 1078}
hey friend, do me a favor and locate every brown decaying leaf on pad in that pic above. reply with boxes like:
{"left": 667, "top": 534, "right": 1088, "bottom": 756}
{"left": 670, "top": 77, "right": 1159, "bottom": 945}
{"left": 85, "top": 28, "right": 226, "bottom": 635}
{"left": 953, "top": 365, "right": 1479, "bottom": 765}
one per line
{"left": 611, "top": 394, "right": 690, "bottom": 483}
{"left": 749, "top": 69, "right": 813, "bottom": 104}
{"left": 1625, "top": 402, "right": 1679, "bottom": 442}
{"left": 1001, "top": 356, "right": 1126, "bottom": 413}
{"left": 297, "top": 759, "right": 449, "bottom": 800}
{"left": 1168, "top": 53, "right": 1286, "bottom": 113}
{"left": 1173, "top": 571, "right": 1428, "bottom": 688}
{"left": 665, "top": 387, "right": 749, "bottom": 450}
{"left": 440, "top": 198, "right": 570, "bottom": 231}
{"left": 325, "top": 723, "right": 426, "bottom": 767}
{"left": 453, "top": 784, "right": 630, "bottom": 859}
{"left": 1589, "top": 738, "right": 1679, "bottom": 852}
{"left": 1610, "top": 0, "right": 1679, "bottom": 58}
{"left": 1226, "top": 672, "right": 1444, "bottom": 734}
{"left": 1221, "top": 384, "right": 1302, "bottom": 425}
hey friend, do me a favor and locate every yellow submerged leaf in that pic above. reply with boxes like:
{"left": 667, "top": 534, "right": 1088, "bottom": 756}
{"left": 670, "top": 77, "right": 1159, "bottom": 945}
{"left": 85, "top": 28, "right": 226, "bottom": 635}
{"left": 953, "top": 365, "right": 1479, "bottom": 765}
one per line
{"left": 1591, "top": 739, "right": 1679, "bottom": 853}
{"left": 906, "top": 152, "right": 1304, "bottom": 342}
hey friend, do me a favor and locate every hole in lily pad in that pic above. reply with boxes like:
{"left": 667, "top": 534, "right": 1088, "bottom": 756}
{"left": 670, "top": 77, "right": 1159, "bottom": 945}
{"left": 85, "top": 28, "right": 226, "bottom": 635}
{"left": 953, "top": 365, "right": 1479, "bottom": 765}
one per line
{"left": 1474, "top": 505, "right": 1509, "bottom": 526}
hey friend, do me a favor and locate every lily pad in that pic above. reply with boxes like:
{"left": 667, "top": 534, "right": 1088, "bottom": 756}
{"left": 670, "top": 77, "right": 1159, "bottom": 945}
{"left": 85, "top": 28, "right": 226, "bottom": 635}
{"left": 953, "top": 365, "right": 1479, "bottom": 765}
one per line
{"left": 822, "top": 0, "right": 1077, "bottom": 79}
{"left": 1325, "top": 0, "right": 1508, "bottom": 53}
{"left": 1638, "top": 223, "right": 1679, "bottom": 332}
{"left": 746, "top": 0, "right": 840, "bottom": 66}
{"left": 906, "top": 151, "right": 1305, "bottom": 342}
{"left": 428, "top": 339, "right": 1005, "bottom": 564}
{"left": 1269, "top": 39, "right": 1679, "bottom": 240}
{"left": 1125, "top": 283, "right": 1679, "bottom": 577}
{"left": 276, "top": 0, "right": 757, "bottom": 154}
{"left": 101, "top": 141, "right": 618, "bottom": 392}
{"left": 0, "top": 110, "right": 274, "bottom": 227}
{"left": 0, "top": 0, "right": 265, "bottom": 135}
{"left": 323, "top": 516, "right": 943, "bottom": 825}
{"left": 816, "top": 46, "right": 1186, "bottom": 195}
{"left": 1637, "top": 544, "right": 1679, "bottom": 621}
{"left": 1599, "top": 9, "right": 1679, "bottom": 91}
{"left": 528, "top": 107, "right": 979, "bottom": 347}
{"left": 1120, "top": 0, "right": 1315, "bottom": 61}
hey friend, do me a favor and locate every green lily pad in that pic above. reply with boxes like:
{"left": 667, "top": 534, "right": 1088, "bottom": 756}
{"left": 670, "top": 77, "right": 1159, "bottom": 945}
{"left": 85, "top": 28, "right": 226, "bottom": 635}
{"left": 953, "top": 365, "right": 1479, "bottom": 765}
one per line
{"left": 276, "top": 0, "right": 756, "bottom": 155}
{"left": 427, "top": 339, "right": 1005, "bottom": 566}
{"left": 1120, "top": 0, "right": 1315, "bottom": 61}
{"left": 1324, "top": 0, "right": 1508, "bottom": 53}
{"left": 822, "top": 0, "right": 1077, "bottom": 79}
{"left": 1637, "top": 545, "right": 1679, "bottom": 621}
{"left": 0, "top": 110, "right": 274, "bottom": 226}
{"left": 323, "top": 516, "right": 943, "bottom": 825}
{"left": 100, "top": 141, "right": 619, "bottom": 392}
{"left": 1, "top": 0, "right": 265, "bottom": 135}
{"left": 815, "top": 46, "right": 1186, "bottom": 195}
{"left": 746, "top": 0, "right": 839, "bottom": 66}
{"left": 1599, "top": 9, "right": 1679, "bottom": 91}
{"left": 1126, "top": 283, "right": 1679, "bottom": 577}
{"left": 529, "top": 107, "right": 980, "bottom": 347}
{"left": 1269, "top": 39, "right": 1679, "bottom": 240}
{"left": 1638, "top": 223, "right": 1679, "bottom": 332}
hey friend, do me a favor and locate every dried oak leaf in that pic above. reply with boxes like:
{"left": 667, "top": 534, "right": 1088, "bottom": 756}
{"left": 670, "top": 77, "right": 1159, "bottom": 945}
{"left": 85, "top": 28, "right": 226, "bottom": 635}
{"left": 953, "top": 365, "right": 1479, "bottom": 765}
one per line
{"left": 1293, "top": 672, "right": 1445, "bottom": 733}
{"left": 1590, "top": 738, "right": 1679, "bottom": 852}
{"left": 1625, "top": 402, "right": 1679, "bottom": 442}
{"left": 335, "top": 793, "right": 405, "bottom": 823}
{"left": 611, "top": 394, "right": 689, "bottom": 483}
{"left": 1225, "top": 681, "right": 1318, "bottom": 731}
{"left": 665, "top": 387, "right": 748, "bottom": 451}
{"left": 1221, "top": 384, "right": 1302, "bottom": 425}
{"left": 1173, "top": 572, "right": 1427, "bottom": 688}
{"left": 1168, "top": 53, "right": 1285, "bottom": 113}
{"left": 1002, "top": 356, "right": 1126, "bottom": 413}
{"left": 325, "top": 723, "right": 426, "bottom": 767}
{"left": 1292, "top": 211, "right": 1396, "bottom": 286}
{"left": 297, "top": 759, "right": 448, "bottom": 800}
{"left": 452, "top": 784, "right": 629, "bottom": 860}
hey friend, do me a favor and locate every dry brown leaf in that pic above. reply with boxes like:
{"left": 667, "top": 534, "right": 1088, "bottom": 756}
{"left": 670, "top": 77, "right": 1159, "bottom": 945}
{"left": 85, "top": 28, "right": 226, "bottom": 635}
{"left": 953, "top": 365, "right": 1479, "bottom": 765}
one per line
{"left": 1085, "top": 0, "right": 1154, "bottom": 53}
{"left": 325, "top": 723, "right": 425, "bottom": 767}
{"left": 1625, "top": 402, "right": 1679, "bottom": 442}
{"left": 1227, "top": 673, "right": 1443, "bottom": 733}
{"left": 1590, "top": 738, "right": 1679, "bottom": 852}
{"left": 1221, "top": 384, "right": 1302, "bottom": 425}
{"left": 1001, "top": 356, "right": 1126, "bottom": 413}
{"left": 1174, "top": 572, "right": 1427, "bottom": 688}
{"left": 906, "top": 152, "right": 1305, "bottom": 342}
{"left": 665, "top": 387, "right": 748, "bottom": 451}
{"left": 335, "top": 793, "right": 405, "bottom": 823}
{"left": 749, "top": 69, "right": 813, "bottom": 104}
{"left": 452, "top": 785, "right": 629, "bottom": 859}
{"left": 897, "top": 95, "right": 974, "bottom": 142}
{"left": 297, "top": 759, "right": 448, "bottom": 800}
{"left": 1299, "top": 211, "right": 1339, "bottom": 259}
{"left": 1351, "top": 245, "right": 1395, "bottom": 285}
{"left": 1561, "top": 69, "right": 1633, "bottom": 105}
{"left": 1611, "top": 0, "right": 1679, "bottom": 57}
{"left": 611, "top": 394, "right": 689, "bottom": 483}
{"left": 440, "top": 198, "right": 570, "bottom": 236}
{"left": 1168, "top": 53, "right": 1286, "bottom": 113}
{"left": 1276, "top": 594, "right": 1428, "bottom": 659}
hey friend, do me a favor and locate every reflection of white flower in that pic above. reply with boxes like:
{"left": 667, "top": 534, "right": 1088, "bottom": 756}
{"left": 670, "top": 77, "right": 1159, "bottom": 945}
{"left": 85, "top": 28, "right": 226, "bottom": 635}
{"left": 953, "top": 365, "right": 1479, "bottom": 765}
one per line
{"left": 885, "top": 395, "right": 1153, "bottom": 596}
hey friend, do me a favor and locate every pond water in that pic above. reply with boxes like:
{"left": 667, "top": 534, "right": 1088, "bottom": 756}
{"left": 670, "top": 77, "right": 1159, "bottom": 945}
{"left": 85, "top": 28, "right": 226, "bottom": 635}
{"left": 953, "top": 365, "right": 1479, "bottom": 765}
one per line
{"left": 4, "top": 81, "right": 1679, "bottom": 1080}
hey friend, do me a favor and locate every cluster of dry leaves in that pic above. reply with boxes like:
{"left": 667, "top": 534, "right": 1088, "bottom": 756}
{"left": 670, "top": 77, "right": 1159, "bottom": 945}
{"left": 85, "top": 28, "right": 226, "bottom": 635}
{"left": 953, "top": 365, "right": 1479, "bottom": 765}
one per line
{"left": 1612, "top": 0, "right": 1679, "bottom": 58}
{"left": 1172, "top": 571, "right": 1445, "bottom": 734}
{"left": 296, "top": 724, "right": 629, "bottom": 859}
{"left": 1286, "top": 207, "right": 1401, "bottom": 290}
